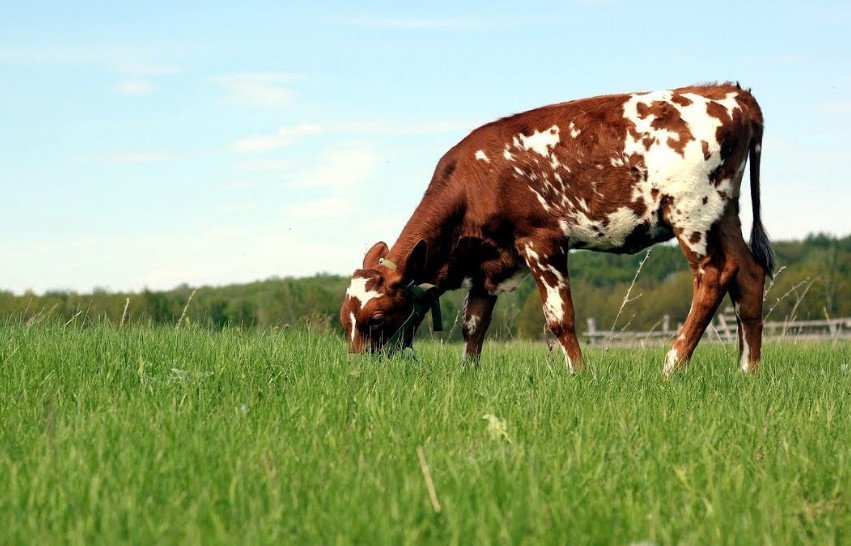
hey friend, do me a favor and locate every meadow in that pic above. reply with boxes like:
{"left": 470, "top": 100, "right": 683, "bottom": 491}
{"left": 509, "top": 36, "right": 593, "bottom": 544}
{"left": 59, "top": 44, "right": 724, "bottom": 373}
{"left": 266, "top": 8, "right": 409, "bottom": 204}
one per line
{"left": 0, "top": 323, "right": 848, "bottom": 545}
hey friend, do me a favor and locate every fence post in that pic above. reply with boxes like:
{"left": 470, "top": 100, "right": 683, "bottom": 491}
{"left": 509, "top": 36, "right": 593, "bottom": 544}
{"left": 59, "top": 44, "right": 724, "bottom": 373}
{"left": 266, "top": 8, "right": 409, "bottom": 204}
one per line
{"left": 586, "top": 317, "right": 596, "bottom": 345}
{"left": 717, "top": 307, "right": 738, "bottom": 343}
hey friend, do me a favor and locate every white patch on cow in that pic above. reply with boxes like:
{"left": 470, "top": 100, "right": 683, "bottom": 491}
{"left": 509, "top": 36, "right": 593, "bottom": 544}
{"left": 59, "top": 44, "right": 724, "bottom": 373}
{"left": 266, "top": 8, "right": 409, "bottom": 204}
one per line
{"left": 716, "top": 92, "right": 740, "bottom": 117}
{"left": 522, "top": 243, "right": 567, "bottom": 324}
{"left": 461, "top": 276, "right": 473, "bottom": 290}
{"left": 734, "top": 303, "right": 754, "bottom": 372}
{"left": 566, "top": 206, "right": 642, "bottom": 251}
{"left": 513, "top": 166, "right": 524, "bottom": 176}
{"left": 564, "top": 210, "right": 602, "bottom": 242}
{"left": 604, "top": 207, "right": 642, "bottom": 243}
{"left": 503, "top": 148, "right": 515, "bottom": 161}
{"left": 559, "top": 344, "right": 576, "bottom": 373}
{"left": 346, "top": 276, "right": 382, "bottom": 308}
{"left": 550, "top": 155, "right": 561, "bottom": 170}
{"left": 517, "top": 125, "right": 560, "bottom": 157}
{"left": 754, "top": 143, "right": 761, "bottom": 153}
{"left": 475, "top": 149, "right": 490, "bottom": 162}
{"left": 464, "top": 314, "right": 480, "bottom": 336}
{"left": 678, "top": 333, "right": 686, "bottom": 341}
{"left": 663, "top": 348, "right": 679, "bottom": 376}
{"left": 620, "top": 89, "right": 743, "bottom": 256}
{"left": 568, "top": 122, "right": 580, "bottom": 138}
{"left": 490, "top": 269, "right": 528, "bottom": 295}
{"left": 542, "top": 284, "right": 565, "bottom": 323}
{"left": 565, "top": 206, "right": 645, "bottom": 250}
{"left": 349, "top": 311, "right": 356, "bottom": 342}
{"left": 740, "top": 325, "right": 751, "bottom": 372}
{"left": 528, "top": 186, "right": 551, "bottom": 212}
{"left": 523, "top": 242, "right": 539, "bottom": 263}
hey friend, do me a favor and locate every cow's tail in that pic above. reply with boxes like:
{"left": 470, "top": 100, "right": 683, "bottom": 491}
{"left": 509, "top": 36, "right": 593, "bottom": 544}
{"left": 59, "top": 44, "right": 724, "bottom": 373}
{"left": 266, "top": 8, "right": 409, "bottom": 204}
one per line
{"left": 748, "top": 123, "right": 775, "bottom": 277}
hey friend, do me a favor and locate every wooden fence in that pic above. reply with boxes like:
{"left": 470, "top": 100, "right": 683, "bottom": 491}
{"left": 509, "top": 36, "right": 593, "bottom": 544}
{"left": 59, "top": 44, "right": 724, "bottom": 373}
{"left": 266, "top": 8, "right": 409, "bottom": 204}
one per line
{"left": 584, "top": 307, "right": 851, "bottom": 347}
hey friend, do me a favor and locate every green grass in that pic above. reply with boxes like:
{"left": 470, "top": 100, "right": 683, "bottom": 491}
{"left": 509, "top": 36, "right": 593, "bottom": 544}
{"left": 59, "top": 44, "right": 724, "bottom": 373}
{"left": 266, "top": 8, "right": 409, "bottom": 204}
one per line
{"left": 1, "top": 323, "right": 849, "bottom": 545}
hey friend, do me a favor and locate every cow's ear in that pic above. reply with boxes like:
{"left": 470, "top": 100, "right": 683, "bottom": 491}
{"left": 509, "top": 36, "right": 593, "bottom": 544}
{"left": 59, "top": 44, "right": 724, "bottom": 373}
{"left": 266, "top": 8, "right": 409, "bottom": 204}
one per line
{"left": 402, "top": 239, "right": 428, "bottom": 280}
{"left": 362, "top": 241, "right": 389, "bottom": 269}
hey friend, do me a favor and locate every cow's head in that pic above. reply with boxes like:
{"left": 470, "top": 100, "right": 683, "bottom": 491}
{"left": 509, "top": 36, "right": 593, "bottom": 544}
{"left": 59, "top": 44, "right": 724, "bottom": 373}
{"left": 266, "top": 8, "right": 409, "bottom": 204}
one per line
{"left": 340, "top": 239, "right": 442, "bottom": 354}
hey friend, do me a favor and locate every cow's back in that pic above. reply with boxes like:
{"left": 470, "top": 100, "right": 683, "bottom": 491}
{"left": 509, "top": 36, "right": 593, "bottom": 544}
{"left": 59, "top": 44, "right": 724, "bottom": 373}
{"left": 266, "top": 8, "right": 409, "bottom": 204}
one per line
{"left": 440, "top": 83, "right": 761, "bottom": 257}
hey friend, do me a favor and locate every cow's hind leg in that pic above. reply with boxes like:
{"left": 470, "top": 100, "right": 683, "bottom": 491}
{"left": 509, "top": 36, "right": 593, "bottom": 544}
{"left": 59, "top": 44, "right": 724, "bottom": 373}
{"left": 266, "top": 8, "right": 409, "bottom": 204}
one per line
{"left": 461, "top": 290, "right": 497, "bottom": 365}
{"left": 725, "top": 232, "right": 767, "bottom": 372}
{"left": 519, "top": 237, "right": 583, "bottom": 373}
{"left": 664, "top": 228, "right": 739, "bottom": 376}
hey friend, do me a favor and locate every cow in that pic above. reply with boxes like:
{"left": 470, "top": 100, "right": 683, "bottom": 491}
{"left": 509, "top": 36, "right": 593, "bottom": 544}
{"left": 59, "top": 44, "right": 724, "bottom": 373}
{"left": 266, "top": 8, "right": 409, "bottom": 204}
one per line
{"left": 340, "top": 83, "right": 773, "bottom": 375}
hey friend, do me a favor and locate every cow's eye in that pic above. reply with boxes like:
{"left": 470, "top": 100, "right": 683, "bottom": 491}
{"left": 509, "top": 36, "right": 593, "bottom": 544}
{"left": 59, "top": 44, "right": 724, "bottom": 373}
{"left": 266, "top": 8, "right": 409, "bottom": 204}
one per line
{"left": 370, "top": 313, "right": 385, "bottom": 327}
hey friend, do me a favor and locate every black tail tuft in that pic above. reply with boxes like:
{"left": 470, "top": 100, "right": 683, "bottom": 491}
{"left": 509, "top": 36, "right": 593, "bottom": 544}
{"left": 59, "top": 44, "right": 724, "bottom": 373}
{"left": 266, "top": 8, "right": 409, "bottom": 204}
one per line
{"left": 748, "top": 128, "right": 775, "bottom": 277}
{"left": 750, "top": 218, "right": 775, "bottom": 277}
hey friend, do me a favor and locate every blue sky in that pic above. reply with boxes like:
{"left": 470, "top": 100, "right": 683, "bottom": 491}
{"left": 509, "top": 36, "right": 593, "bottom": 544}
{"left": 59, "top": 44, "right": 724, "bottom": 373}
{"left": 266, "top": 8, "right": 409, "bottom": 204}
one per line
{"left": 1, "top": 1, "right": 849, "bottom": 294}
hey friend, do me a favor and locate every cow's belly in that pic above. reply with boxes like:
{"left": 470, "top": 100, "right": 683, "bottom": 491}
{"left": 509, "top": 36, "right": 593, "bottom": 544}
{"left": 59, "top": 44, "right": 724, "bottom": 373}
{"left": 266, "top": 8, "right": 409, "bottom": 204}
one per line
{"left": 564, "top": 205, "right": 674, "bottom": 254}
{"left": 553, "top": 152, "right": 735, "bottom": 255}
{"left": 487, "top": 267, "right": 529, "bottom": 294}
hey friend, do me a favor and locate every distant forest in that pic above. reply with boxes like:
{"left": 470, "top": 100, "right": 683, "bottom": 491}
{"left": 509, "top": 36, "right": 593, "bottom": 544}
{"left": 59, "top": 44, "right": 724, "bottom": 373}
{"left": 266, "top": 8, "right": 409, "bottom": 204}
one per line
{"left": 2, "top": 234, "right": 848, "bottom": 341}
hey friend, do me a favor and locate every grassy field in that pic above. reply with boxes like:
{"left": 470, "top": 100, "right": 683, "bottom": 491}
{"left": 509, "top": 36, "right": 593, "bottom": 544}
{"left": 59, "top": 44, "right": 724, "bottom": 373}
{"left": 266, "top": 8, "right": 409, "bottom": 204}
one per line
{"left": 0, "top": 323, "right": 848, "bottom": 545}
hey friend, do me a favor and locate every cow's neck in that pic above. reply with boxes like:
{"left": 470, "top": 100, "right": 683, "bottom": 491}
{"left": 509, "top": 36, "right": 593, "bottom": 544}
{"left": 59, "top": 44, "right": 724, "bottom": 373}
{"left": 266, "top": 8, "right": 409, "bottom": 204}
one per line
{"left": 388, "top": 193, "right": 462, "bottom": 287}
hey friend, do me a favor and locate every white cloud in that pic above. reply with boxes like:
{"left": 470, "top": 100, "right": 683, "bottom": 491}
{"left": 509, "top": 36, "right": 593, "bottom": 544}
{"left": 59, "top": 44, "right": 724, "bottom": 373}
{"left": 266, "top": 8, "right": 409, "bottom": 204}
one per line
{"left": 0, "top": 219, "right": 390, "bottom": 293}
{"left": 109, "top": 61, "right": 180, "bottom": 95}
{"left": 285, "top": 144, "right": 381, "bottom": 191}
{"left": 113, "top": 79, "right": 155, "bottom": 94}
{"left": 334, "top": 16, "right": 516, "bottom": 30}
{"left": 116, "top": 62, "right": 181, "bottom": 76}
{"left": 278, "top": 123, "right": 324, "bottom": 138}
{"left": 333, "top": 120, "right": 475, "bottom": 135}
{"left": 0, "top": 227, "right": 327, "bottom": 293}
{"left": 217, "top": 72, "right": 304, "bottom": 82}
{"left": 238, "top": 159, "right": 292, "bottom": 172}
{"left": 214, "top": 72, "right": 303, "bottom": 109}
{"left": 0, "top": 46, "right": 124, "bottom": 64}
{"left": 816, "top": 100, "right": 851, "bottom": 114}
{"left": 278, "top": 143, "right": 391, "bottom": 260}
{"left": 282, "top": 195, "right": 351, "bottom": 221}
{"left": 0, "top": 46, "right": 186, "bottom": 72}
{"left": 232, "top": 123, "right": 323, "bottom": 152}
{"left": 232, "top": 134, "right": 285, "bottom": 153}
{"left": 217, "top": 179, "right": 260, "bottom": 191}
{"left": 101, "top": 152, "right": 172, "bottom": 164}
{"left": 232, "top": 119, "right": 472, "bottom": 153}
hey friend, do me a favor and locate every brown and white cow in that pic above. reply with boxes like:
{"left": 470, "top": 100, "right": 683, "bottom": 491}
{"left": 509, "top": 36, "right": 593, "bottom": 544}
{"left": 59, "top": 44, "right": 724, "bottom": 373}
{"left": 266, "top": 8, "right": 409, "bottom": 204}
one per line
{"left": 340, "top": 83, "right": 774, "bottom": 375}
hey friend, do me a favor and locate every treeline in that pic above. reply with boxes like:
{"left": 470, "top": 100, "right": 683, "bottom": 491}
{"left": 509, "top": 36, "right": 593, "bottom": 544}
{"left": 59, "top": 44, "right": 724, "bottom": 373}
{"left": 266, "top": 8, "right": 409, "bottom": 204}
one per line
{"left": 1, "top": 234, "right": 848, "bottom": 340}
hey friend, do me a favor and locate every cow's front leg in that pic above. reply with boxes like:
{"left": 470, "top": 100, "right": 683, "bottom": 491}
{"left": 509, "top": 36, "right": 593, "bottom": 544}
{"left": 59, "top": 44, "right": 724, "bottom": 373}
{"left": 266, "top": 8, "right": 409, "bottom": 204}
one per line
{"left": 519, "top": 239, "right": 583, "bottom": 373}
{"left": 461, "top": 290, "right": 497, "bottom": 364}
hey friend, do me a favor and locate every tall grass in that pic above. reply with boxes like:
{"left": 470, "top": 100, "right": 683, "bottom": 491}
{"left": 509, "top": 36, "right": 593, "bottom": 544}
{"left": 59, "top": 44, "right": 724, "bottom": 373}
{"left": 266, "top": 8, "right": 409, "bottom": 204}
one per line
{"left": 0, "top": 323, "right": 848, "bottom": 545}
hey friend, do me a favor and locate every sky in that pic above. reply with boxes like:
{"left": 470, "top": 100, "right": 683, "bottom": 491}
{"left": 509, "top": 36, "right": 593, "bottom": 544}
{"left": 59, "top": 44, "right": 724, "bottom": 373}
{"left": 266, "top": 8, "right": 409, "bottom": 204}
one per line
{"left": 1, "top": 1, "right": 849, "bottom": 294}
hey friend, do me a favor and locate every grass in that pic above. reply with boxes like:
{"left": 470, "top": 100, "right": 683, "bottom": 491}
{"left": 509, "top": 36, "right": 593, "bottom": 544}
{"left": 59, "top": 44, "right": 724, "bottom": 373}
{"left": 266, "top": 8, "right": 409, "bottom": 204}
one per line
{"left": 0, "top": 323, "right": 848, "bottom": 545}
